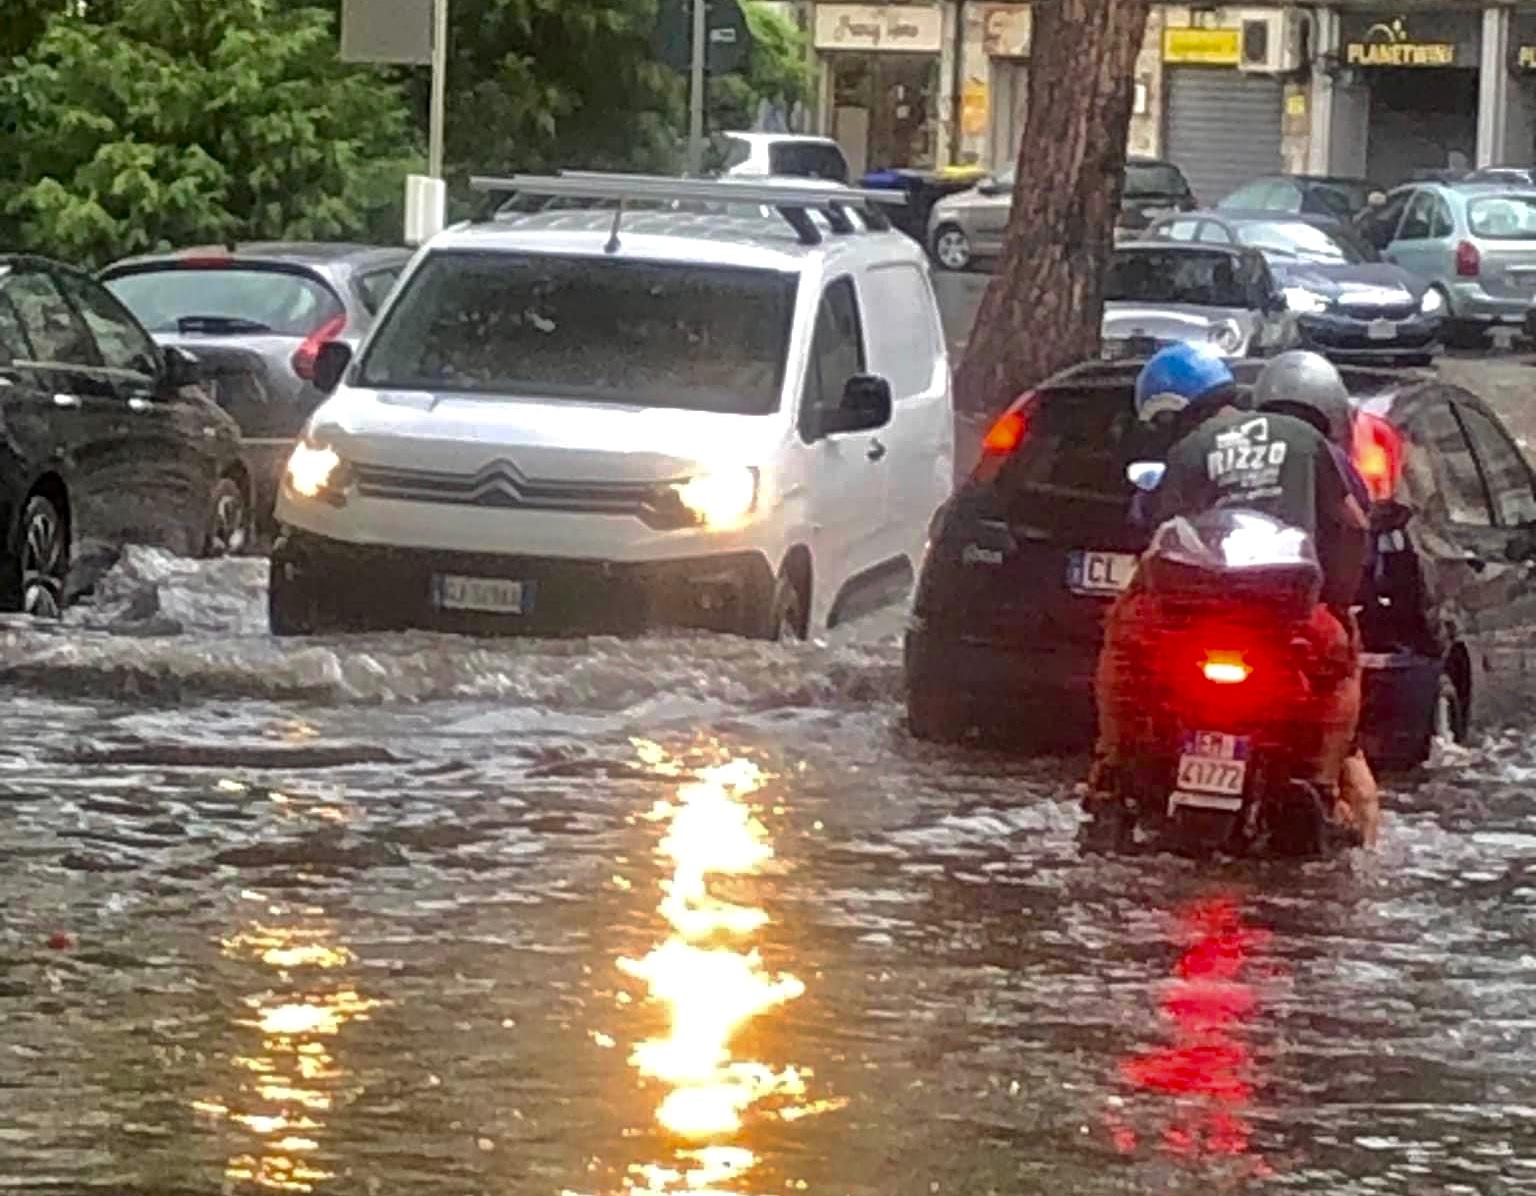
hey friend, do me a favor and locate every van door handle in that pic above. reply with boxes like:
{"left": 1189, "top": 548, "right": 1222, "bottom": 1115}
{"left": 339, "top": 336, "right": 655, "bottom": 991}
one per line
{"left": 867, "top": 438, "right": 887, "bottom": 462}
{"left": 52, "top": 393, "right": 80, "bottom": 409}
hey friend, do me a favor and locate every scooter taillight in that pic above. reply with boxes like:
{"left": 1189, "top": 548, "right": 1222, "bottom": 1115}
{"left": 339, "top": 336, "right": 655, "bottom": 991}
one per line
{"left": 1200, "top": 650, "right": 1252, "bottom": 685}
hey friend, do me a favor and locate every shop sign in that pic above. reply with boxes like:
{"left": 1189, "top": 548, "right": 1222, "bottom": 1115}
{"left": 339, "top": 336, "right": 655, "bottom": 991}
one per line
{"left": 1162, "top": 27, "right": 1242, "bottom": 66}
{"left": 1339, "top": 14, "right": 1471, "bottom": 69}
{"left": 982, "top": 4, "right": 1032, "bottom": 59}
{"left": 813, "top": 4, "right": 944, "bottom": 53}
{"left": 962, "top": 80, "right": 989, "bottom": 136}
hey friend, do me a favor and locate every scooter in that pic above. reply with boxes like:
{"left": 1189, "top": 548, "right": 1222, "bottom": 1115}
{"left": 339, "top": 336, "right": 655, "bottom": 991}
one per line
{"left": 1084, "top": 466, "right": 1362, "bottom": 859}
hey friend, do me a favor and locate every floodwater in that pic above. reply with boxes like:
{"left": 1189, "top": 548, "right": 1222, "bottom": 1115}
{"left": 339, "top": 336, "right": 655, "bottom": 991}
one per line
{"left": 2, "top": 548, "right": 1535, "bottom": 1195}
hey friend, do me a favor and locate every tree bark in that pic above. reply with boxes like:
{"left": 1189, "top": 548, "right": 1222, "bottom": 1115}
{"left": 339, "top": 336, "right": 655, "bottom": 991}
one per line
{"left": 953, "top": 0, "right": 1153, "bottom": 419}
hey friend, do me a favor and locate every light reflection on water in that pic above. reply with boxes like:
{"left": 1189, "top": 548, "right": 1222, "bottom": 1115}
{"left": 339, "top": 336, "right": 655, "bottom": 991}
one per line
{"left": 608, "top": 743, "right": 842, "bottom": 1193}
{"left": 193, "top": 895, "right": 381, "bottom": 1193}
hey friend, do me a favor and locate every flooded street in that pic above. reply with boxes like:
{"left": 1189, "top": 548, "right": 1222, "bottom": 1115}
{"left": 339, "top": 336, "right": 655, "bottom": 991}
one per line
{"left": 3, "top": 550, "right": 1536, "bottom": 1195}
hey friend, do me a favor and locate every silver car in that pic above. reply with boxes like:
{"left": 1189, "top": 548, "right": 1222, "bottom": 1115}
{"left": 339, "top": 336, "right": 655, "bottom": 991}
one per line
{"left": 1354, "top": 183, "right": 1536, "bottom": 347}
{"left": 1099, "top": 242, "right": 1296, "bottom": 361}
{"left": 101, "top": 242, "right": 412, "bottom": 527}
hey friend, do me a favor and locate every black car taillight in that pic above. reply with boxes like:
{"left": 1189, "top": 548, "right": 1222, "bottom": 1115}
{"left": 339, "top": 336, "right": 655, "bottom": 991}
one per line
{"left": 972, "top": 391, "right": 1038, "bottom": 485}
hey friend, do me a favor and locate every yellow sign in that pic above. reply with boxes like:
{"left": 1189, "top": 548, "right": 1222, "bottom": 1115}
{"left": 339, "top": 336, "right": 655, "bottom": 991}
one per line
{"left": 962, "top": 80, "right": 989, "bottom": 137}
{"left": 1345, "top": 41, "right": 1455, "bottom": 66}
{"left": 1286, "top": 92, "right": 1307, "bottom": 118}
{"left": 1162, "top": 27, "right": 1242, "bottom": 66}
{"left": 1520, "top": 46, "right": 1536, "bottom": 70}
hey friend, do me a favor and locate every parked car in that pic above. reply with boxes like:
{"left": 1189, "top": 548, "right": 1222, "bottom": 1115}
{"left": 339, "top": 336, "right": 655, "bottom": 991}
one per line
{"left": 905, "top": 357, "right": 1536, "bottom": 769}
{"left": 1099, "top": 242, "right": 1295, "bottom": 360}
{"left": 716, "top": 132, "right": 851, "bottom": 184}
{"left": 1463, "top": 166, "right": 1536, "bottom": 188}
{"left": 1353, "top": 183, "right": 1536, "bottom": 348}
{"left": 927, "top": 157, "right": 1196, "bottom": 271}
{"left": 267, "top": 175, "right": 954, "bottom": 639}
{"left": 1218, "top": 174, "right": 1381, "bottom": 220}
{"left": 0, "top": 254, "right": 249, "bottom": 615}
{"left": 100, "top": 243, "right": 413, "bottom": 529}
{"left": 1145, "top": 209, "right": 1443, "bottom": 365}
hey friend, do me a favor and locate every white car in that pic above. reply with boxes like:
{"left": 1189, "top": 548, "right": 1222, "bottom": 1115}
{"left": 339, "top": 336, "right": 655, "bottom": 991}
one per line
{"left": 268, "top": 174, "right": 954, "bottom": 640}
{"left": 718, "top": 132, "right": 851, "bottom": 184}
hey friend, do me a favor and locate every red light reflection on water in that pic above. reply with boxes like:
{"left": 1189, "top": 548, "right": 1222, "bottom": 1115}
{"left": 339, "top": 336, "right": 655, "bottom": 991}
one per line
{"left": 1107, "top": 896, "right": 1278, "bottom": 1174}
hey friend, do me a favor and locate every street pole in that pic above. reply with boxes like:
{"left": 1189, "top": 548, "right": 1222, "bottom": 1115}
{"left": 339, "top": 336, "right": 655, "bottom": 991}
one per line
{"left": 429, "top": 0, "right": 449, "bottom": 179}
{"left": 687, "top": 0, "right": 707, "bottom": 175}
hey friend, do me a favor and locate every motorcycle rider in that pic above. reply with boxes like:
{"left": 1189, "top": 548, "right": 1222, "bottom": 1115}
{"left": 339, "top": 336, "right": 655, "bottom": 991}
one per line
{"left": 1089, "top": 343, "right": 1371, "bottom": 830}
{"left": 1251, "top": 350, "right": 1381, "bottom": 847}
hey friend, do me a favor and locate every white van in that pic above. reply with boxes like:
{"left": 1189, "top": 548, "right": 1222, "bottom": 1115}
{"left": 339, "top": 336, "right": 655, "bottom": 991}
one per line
{"left": 269, "top": 174, "right": 954, "bottom": 640}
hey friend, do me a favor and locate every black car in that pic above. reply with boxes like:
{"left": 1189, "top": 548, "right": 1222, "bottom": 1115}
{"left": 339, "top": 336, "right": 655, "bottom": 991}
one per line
{"left": 1218, "top": 174, "right": 1383, "bottom": 220}
{"left": 100, "top": 243, "right": 411, "bottom": 532}
{"left": 0, "top": 254, "right": 248, "bottom": 615}
{"left": 1145, "top": 210, "right": 1442, "bottom": 365}
{"left": 907, "top": 357, "right": 1536, "bottom": 770}
{"left": 1115, "top": 158, "right": 1199, "bottom": 238}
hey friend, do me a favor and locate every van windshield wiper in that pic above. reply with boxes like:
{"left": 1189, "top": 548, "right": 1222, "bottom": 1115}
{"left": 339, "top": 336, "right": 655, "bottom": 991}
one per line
{"left": 175, "top": 315, "right": 274, "bottom": 334}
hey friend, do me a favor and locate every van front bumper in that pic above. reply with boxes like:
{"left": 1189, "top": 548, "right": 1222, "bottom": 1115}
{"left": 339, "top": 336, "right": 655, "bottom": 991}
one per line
{"left": 269, "top": 527, "right": 776, "bottom": 637}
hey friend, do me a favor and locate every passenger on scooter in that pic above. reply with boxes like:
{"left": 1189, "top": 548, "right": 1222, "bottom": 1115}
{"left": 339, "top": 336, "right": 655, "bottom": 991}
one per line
{"left": 1088, "top": 343, "right": 1371, "bottom": 828}
{"left": 1252, "top": 350, "right": 1381, "bottom": 847}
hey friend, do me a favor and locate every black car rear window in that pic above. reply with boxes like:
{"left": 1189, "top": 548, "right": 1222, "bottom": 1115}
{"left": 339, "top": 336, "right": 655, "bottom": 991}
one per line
{"left": 1125, "top": 162, "right": 1187, "bottom": 197}
{"left": 768, "top": 143, "right": 849, "bottom": 183}
{"left": 104, "top": 266, "right": 343, "bottom": 336}
{"left": 1105, "top": 249, "right": 1251, "bottom": 308}
{"left": 998, "top": 385, "right": 1178, "bottom": 529}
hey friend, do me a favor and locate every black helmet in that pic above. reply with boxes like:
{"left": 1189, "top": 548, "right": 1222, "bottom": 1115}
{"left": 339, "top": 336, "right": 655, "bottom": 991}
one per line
{"left": 1253, "top": 350, "right": 1352, "bottom": 453}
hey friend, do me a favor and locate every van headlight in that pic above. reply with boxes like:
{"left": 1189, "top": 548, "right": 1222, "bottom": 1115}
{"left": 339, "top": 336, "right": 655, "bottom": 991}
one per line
{"left": 1421, "top": 288, "right": 1446, "bottom": 315}
{"left": 673, "top": 468, "right": 758, "bottom": 529}
{"left": 286, "top": 439, "right": 351, "bottom": 503}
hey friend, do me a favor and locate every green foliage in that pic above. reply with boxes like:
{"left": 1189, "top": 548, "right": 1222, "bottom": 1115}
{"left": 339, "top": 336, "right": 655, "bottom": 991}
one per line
{"left": 705, "top": 1, "right": 813, "bottom": 137}
{"left": 0, "top": 0, "right": 418, "bottom": 265}
{"left": 0, "top": 0, "right": 815, "bottom": 262}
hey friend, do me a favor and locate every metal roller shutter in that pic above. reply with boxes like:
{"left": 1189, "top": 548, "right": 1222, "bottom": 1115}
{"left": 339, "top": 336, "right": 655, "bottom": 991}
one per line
{"left": 1164, "top": 68, "right": 1283, "bottom": 208}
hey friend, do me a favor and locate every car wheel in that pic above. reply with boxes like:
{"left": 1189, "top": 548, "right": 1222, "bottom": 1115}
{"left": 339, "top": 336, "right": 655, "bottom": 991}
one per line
{"left": 758, "top": 570, "right": 807, "bottom": 643}
{"left": 1445, "top": 317, "right": 1488, "bottom": 351}
{"left": 12, "top": 495, "right": 68, "bottom": 620}
{"left": 908, "top": 683, "right": 973, "bottom": 743}
{"left": 204, "top": 475, "right": 251, "bottom": 558}
{"left": 268, "top": 562, "right": 321, "bottom": 636}
{"left": 931, "top": 225, "right": 973, "bottom": 272}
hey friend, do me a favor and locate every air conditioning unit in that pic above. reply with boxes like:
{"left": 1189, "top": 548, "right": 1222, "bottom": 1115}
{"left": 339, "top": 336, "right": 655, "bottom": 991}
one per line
{"left": 1236, "top": 9, "right": 1305, "bottom": 74}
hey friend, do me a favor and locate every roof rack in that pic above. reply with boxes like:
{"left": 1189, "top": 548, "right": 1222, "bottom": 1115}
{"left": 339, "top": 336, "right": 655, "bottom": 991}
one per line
{"left": 468, "top": 171, "right": 906, "bottom": 248}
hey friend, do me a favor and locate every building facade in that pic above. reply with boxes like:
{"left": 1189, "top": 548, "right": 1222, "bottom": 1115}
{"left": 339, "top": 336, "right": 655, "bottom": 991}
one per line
{"left": 796, "top": 2, "right": 1536, "bottom": 199}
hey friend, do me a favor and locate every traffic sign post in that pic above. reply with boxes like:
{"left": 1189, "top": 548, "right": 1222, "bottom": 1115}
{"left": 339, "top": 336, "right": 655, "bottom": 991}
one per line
{"left": 654, "top": 0, "right": 753, "bottom": 172}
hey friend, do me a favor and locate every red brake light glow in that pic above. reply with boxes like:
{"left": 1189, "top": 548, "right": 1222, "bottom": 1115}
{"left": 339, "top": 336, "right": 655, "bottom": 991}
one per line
{"left": 292, "top": 313, "right": 348, "bottom": 382}
{"left": 1201, "top": 651, "right": 1251, "bottom": 685}
{"left": 1351, "top": 411, "right": 1403, "bottom": 502}
{"left": 1455, "top": 240, "right": 1480, "bottom": 278}
{"left": 982, "top": 407, "right": 1029, "bottom": 455}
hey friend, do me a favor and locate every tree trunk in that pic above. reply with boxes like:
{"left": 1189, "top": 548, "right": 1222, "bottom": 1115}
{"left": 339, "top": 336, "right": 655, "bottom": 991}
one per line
{"left": 953, "top": 0, "right": 1153, "bottom": 420}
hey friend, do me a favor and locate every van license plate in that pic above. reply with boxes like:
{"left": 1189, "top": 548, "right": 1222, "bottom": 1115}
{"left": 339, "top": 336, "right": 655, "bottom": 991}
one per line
{"left": 433, "top": 574, "right": 531, "bottom": 615}
{"left": 1066, "top": 550, "right": 1137, "bottom": 596}
{"left": 1174, "top": 731, "right": 1249, "bottom": 797}
{"left": 1367, "top": 318, "right": 1397, "bottom": 341}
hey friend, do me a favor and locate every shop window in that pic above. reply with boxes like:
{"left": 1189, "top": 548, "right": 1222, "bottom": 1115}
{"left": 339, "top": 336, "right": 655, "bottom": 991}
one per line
{"left": 1456, "top": 403, "right": 1536, "bottom": 528}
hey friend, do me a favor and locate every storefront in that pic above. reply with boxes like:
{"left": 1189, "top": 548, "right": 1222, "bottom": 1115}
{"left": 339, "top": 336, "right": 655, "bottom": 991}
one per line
{"left": 981, "top": 4, "right": 1031, "bottom": 173}
{"left": 814, "top": 3, "right": 945, "bottom": 177}
{"left": 1335, "top": 10, "right": 1482, "bottom": 186}
{"left": 1161, "top": 25, "right": 1284, "bottom": 207}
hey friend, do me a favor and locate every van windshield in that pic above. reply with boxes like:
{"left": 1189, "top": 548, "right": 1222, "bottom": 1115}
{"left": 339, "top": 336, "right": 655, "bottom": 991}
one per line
{"left": 358, "top": 251, "right": 798, "bottom": 414}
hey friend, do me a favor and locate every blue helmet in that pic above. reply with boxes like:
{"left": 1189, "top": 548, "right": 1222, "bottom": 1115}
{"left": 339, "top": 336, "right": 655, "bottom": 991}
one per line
{"left": 1134, "top": 343, "right": 1236, "bottom": 424}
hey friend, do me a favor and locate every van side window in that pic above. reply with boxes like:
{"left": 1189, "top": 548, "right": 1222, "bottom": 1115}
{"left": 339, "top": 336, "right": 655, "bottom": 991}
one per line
{"left": 860, "top": 263, "right": 939, "bottom": 400}
{"left": 800, "top": 277, "right": 865, "bottom": 437}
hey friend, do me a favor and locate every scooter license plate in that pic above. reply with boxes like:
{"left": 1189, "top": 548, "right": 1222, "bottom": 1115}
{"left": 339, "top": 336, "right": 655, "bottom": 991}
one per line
{"left": 1170, "top": 731, "right": 1250, "bottom": 813}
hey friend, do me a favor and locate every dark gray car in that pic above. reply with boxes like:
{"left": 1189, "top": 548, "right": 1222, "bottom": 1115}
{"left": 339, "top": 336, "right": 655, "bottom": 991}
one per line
{"left": 100, "top": 243, "right": 412, "bottom": 528}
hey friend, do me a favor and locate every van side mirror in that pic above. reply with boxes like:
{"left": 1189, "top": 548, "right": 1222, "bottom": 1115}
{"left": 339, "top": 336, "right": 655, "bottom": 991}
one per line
{"left": 313, "top": 341, "right": 354, "bottom": 395}
{"left": 820, "top": 374, "right": 892, "bottom": 437}
{"left": 163, "top": 345, "right": 205, "bottom": 389}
